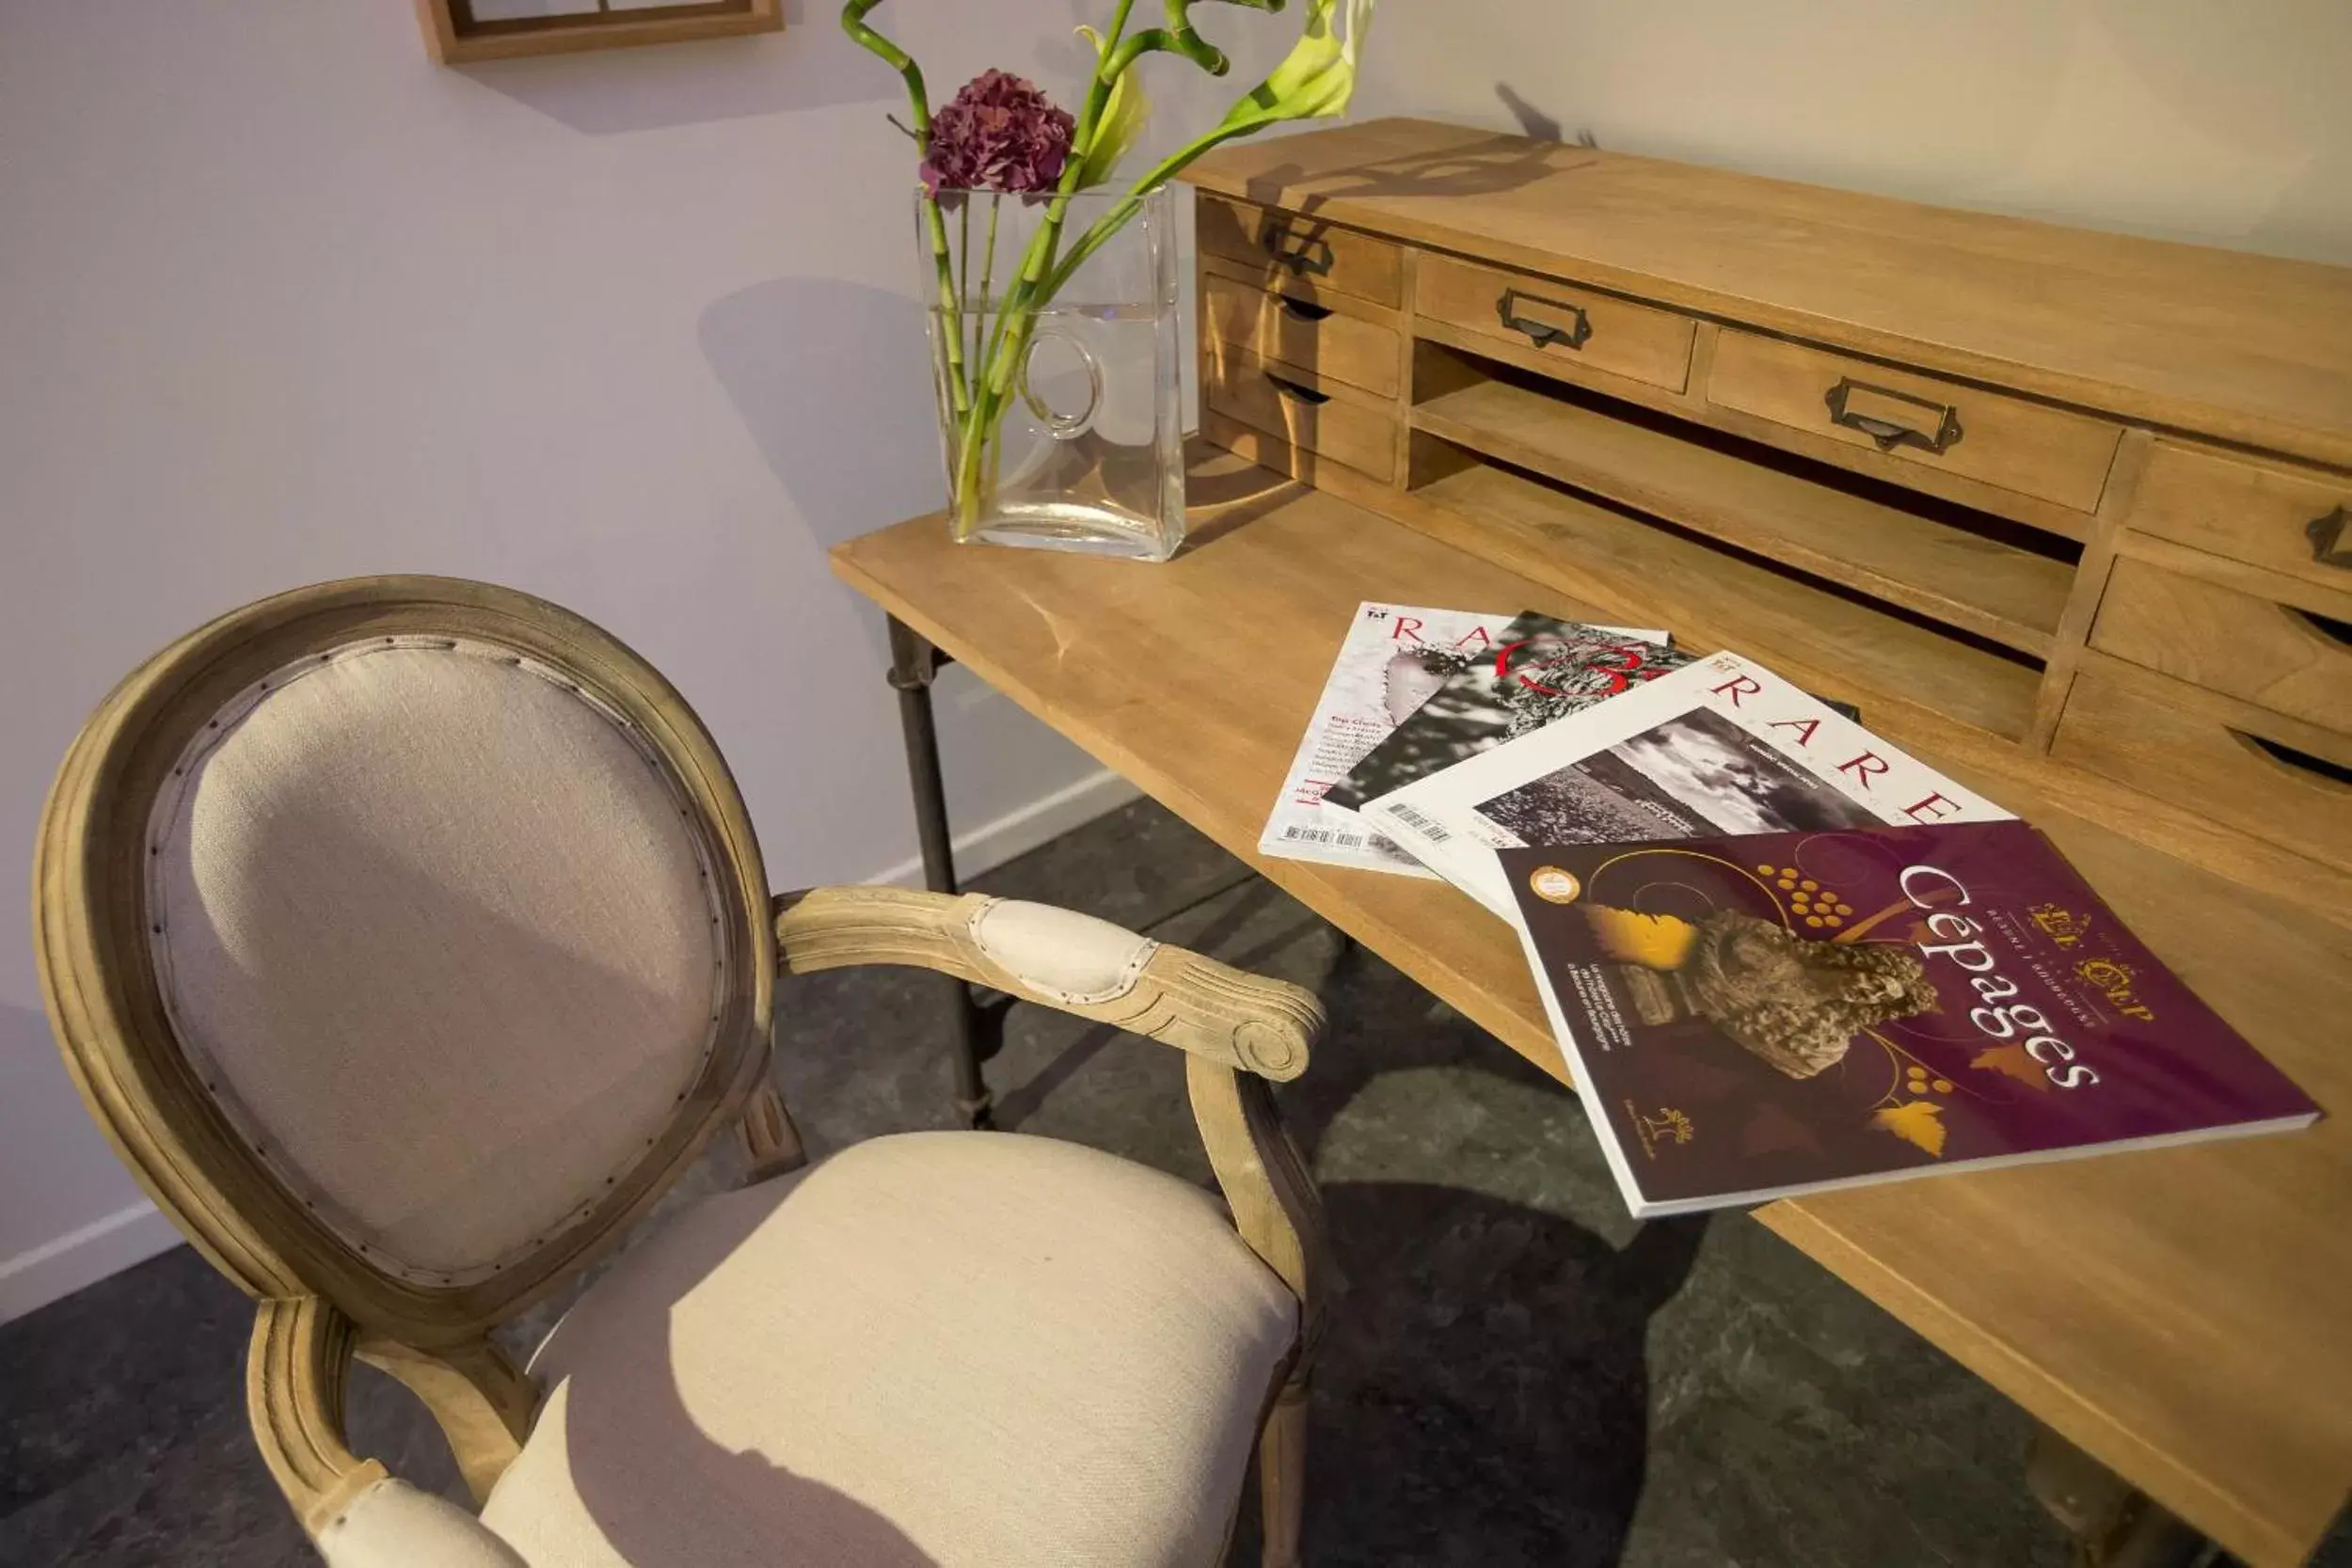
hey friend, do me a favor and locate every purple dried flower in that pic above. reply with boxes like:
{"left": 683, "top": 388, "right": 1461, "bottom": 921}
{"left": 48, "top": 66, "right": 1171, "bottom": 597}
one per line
{"left": 919, "top": 70, "right": 1076, "bottom": 198}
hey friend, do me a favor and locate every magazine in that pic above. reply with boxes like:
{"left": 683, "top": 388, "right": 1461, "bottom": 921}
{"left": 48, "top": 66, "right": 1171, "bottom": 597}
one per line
{"left": 1363, "top": 650, "right": 2011, "bottom": 916}
{"left": 1261, "top": 604, "right": 1664, "bottom": 876}
{"left": 1259, "top": 603, "right": 1520, "bottom": 875}
{"left": 1496, "top": 822, "right": 2322, "bottom": 1217}
{"left": 1321, "top": 612, "right": 1689, "bottom": 813}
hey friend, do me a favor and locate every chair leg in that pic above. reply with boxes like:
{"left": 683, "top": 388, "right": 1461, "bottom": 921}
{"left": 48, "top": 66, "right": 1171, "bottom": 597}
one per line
{"left": 738, "top": 1083, "right": 807, "bottom": 1182}
{"left": 1256, "top": 1373, "right": 1309, "bottom": 1568}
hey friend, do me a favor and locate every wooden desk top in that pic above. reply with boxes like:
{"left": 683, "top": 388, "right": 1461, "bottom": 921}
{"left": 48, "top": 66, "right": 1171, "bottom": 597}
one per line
{"left": 834, "top": 451, "right": 2352, "bottom": 1567}
{"left": 1186, "top": 119, "right": 2352, "bottom": 471}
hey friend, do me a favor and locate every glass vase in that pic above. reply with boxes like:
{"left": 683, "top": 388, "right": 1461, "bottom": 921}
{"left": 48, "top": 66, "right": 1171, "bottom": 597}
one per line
{"left": 920, "top": 185, "right": 1185, "bottom": 562}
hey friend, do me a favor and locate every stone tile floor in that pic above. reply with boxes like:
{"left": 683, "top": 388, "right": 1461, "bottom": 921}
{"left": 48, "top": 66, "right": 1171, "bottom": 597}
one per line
{"left": 6, "top": 800, "right": 2341, "bottom": 1567}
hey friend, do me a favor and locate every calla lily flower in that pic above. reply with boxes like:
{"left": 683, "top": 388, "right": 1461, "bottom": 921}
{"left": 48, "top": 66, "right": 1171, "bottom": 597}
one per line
{"left": 1212, "top": 0, "right": 1372, "bottom": 135}
{"left": 1072, "top": 24, "right": 1151, "bottom": 190}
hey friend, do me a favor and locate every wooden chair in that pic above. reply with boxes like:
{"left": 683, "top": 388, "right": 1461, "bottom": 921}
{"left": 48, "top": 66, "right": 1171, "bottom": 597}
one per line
{"left": 33, "top": 577, "right": 1327, "bottom": 1568}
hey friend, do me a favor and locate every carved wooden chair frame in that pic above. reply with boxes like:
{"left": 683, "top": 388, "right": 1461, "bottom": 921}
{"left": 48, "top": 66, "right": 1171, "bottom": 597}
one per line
{"left": 33, "top": 576, "right": 1327, "bottom": 1566}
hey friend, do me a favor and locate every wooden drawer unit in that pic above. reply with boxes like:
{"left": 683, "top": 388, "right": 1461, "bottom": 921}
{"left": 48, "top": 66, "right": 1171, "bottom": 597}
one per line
{"left": 1169, "top": 122, "right": 2352, "bottom": 1568}
{"left": 1196, "top": 193, "right": 1402, "bottom": 308}
{"left": 1199, "top": 270, "right": 1399, "bottom": 399}
{"left": 2092, "top": 556, "right": 2352, "bottom": 734}
{"left": 2129, "top": 441, "right": 2352, "bottom": 597}
{"left": 1204, "top": 340, "right": 1396, "bottom": 483}
{"left": 1414, "top": 254, "right": 1694, "bottom": 393}
{"left": 2051, "top": 667, "right": 2352, "bottom": 874}
{"left": 1708, "top": 330, "right": 2124, "bottom": 513}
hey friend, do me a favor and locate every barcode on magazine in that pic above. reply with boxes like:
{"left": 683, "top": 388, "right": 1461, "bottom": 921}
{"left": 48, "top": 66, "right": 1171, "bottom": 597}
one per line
{"left": 1382, "top": 803, "right": 1451, "bottom": 844}
{"left": 1281, "top": 826, "right": 1367, "bottom": 848}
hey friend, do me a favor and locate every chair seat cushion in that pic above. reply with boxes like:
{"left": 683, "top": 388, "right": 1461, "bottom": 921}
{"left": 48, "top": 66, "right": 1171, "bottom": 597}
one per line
{"left": 478, "top": 1132, "right": 1297, "bottom": 1568}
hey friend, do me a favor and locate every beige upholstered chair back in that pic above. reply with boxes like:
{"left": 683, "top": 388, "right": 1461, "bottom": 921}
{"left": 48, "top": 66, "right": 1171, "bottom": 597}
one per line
{"left": 34, "top": 578, "right": 773, "bottom": 1343}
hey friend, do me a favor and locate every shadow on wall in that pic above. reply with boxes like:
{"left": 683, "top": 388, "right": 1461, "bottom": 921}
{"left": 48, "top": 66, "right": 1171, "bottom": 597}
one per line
{"left": 698, "top": 277, "right": 945, "bottom": 552}
{"left": 1243, "top": 132, "right": 1569, "bottom": 220}
{"left": 1494, "top": 82, "right": 1565, "bottom": 144}
{"left": 1494, "top": 82, "right": 1601, "bottom": 150}
{"left": 453, "top": 6, "right": 883, "bottom": 136}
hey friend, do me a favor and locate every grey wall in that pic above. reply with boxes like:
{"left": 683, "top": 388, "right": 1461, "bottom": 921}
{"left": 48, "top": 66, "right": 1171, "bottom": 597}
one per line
{"left": 4, "top": 0, "right": 2344, "bottom": 1317}
{"left": 0, "top": 0, "right": 1131, "bottom": 1317}
{"left": 1343, "top": 0, "right": 2351, "bottom": 264}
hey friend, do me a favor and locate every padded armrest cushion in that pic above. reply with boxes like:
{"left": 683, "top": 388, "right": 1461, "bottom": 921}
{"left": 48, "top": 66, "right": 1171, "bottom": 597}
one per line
{"left": 317, "top": 1479, "right": 527, "bottom": 1568}
{"left": 966, "top": 898, "right": 1158, "bottom": 1005}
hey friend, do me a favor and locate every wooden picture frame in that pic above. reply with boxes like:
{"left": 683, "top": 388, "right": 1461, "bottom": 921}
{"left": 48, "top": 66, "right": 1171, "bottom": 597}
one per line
{"left": 414, "top": 0, "right": 782, "bottom": 65}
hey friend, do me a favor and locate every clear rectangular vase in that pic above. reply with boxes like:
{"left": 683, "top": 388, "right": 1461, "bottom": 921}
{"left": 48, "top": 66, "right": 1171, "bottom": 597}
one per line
{"left": 921, "top": 185, "right": 1185, "bottom": 562}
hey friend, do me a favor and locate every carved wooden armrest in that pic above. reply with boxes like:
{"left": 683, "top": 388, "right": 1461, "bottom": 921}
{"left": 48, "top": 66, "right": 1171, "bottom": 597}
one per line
{"left": 776, "top": 885, "right": 1320, "bottom": 1080}
{"left": 248, "top": 1298, "right": 528, "bottom": 1566}
{"left": 776, "top": 886, "right": 1330, "bottom": 1329}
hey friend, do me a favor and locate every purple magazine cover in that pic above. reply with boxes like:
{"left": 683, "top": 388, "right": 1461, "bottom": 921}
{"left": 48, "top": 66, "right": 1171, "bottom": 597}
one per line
{"left": 1500, "top": 821, "right": 2321, "bottom": 1215}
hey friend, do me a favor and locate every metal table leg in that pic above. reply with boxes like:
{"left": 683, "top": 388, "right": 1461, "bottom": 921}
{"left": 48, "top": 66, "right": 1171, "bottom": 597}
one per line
{"left": 885, "top": 615, "right": 995, "bottom": 1128}
{"left": 2027, "top": 1425, "right": 2223, "bottom": 1568}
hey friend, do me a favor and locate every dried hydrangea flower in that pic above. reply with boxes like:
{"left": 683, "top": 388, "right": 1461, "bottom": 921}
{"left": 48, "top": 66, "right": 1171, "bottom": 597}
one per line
{"left": 919, "top": 70, "right": 1076, "bottom": 198}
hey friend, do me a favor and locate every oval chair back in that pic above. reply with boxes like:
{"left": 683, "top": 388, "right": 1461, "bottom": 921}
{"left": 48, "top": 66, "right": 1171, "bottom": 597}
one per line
{"left": 33, "top": 576, "right": 774, "bottom": 1348}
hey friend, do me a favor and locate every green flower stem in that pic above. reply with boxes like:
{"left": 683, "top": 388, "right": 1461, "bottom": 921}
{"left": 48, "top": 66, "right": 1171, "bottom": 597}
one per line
{"left": 947, "top": 17, "right": 1136, "bottom": 537}
{"left": 952, "top": 203, "right": 1090, "bottom": 532}
{"left": 1096, "top": 0, "right": 1140, "bottom": 58}
{"left": 841, "top": 0, "right": 929, "bottom": 122}
{"left": 950, "top": 205, "right": 1068, "bottom": 537}
{"left": 1041, "top": 121, "right": 1255, "bottom": 299}
{"left": 926, "top": 202, "right": 971, "bottom": 419}
{"left": 843, "top": 2, "right": 970, "bottom": 415}
{"left": 974, "top": 193, "right": 1001, "bottom": 370}
{"left": 1106, "top": 0, "right": 1282, "bottom": 78}
{"left": 1050, "top": 0, "right": 1367, "bottom": 301}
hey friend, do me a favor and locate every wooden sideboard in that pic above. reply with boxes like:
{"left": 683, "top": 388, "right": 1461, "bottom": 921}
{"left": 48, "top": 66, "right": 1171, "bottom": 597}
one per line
{"left": 1184, "top": 119, "right": 2352, "bottom": 929}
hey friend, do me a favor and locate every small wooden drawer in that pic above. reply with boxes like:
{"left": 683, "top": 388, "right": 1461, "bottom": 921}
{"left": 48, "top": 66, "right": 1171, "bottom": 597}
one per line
{"left": 2129, "top": 441, "right": 2352, "bottom": 596}
{"left": 1204, "top": 341, "right": 1396, "bottom": 483}
{"left": 2092, "top": 556, "right": 2352, "bottom": 734}
{"left": 1200, "top": 271, "right": 1399, "bottom": 400}
{"left": 1195, "top": 194, "right": 1402, "bottom": 308}
{"left": 1707, "top": 330, "right": 2123, "bottom": 513}
{"left": 2051, "top": 668, "right": 2352, "bottom": 874}
{"left": 1414, "top": 254, "right": 1694, "bottom": 393}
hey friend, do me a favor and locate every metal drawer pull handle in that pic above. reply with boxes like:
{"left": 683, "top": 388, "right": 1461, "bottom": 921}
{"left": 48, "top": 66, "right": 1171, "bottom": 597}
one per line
{"left": 1824, "top": 378, "right": 1964, "bottom": 454}
{"left": 2234, "top": 731, "right": 2352, "bottom": 791}
{"left": 1497, "top": 288, "right": 1591, "bottom": 352}
{"left": 1275, "top": 293, "right": 1334, "bottom": 323}
{"left": 1264, "top": 372, "right": 1329, "bottom": 406}
{"left": 2307, "top": 504, "right": 2351, "bottom": 571}
{"left": 1260, "top": 223, "right": 1334, "bottom": 277}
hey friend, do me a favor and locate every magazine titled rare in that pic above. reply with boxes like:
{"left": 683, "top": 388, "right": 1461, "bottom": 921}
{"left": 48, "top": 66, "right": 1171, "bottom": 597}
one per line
{"left": 1321, "top": 610, "right": 1690, "bottom": 812}
{"left": 1260, "top": 603, "right": 1520, "bottom": 876}
{"left": 1362, "top": 650, "right": 2013, "bottom": 915}
{"left": 1261, "top": 604, "right": 1666, "bottom": 876}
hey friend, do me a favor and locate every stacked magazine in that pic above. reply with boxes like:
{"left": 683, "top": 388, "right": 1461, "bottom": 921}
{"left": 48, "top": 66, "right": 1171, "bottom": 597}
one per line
{"left": 1263, "top": 604, "right": 2322, "bottom": 1217}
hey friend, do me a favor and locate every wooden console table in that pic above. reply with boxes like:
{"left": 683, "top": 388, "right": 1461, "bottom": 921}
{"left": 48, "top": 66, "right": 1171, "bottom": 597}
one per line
{"left": 835, "top": 119, "right": 2352, "bottom": 1565}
